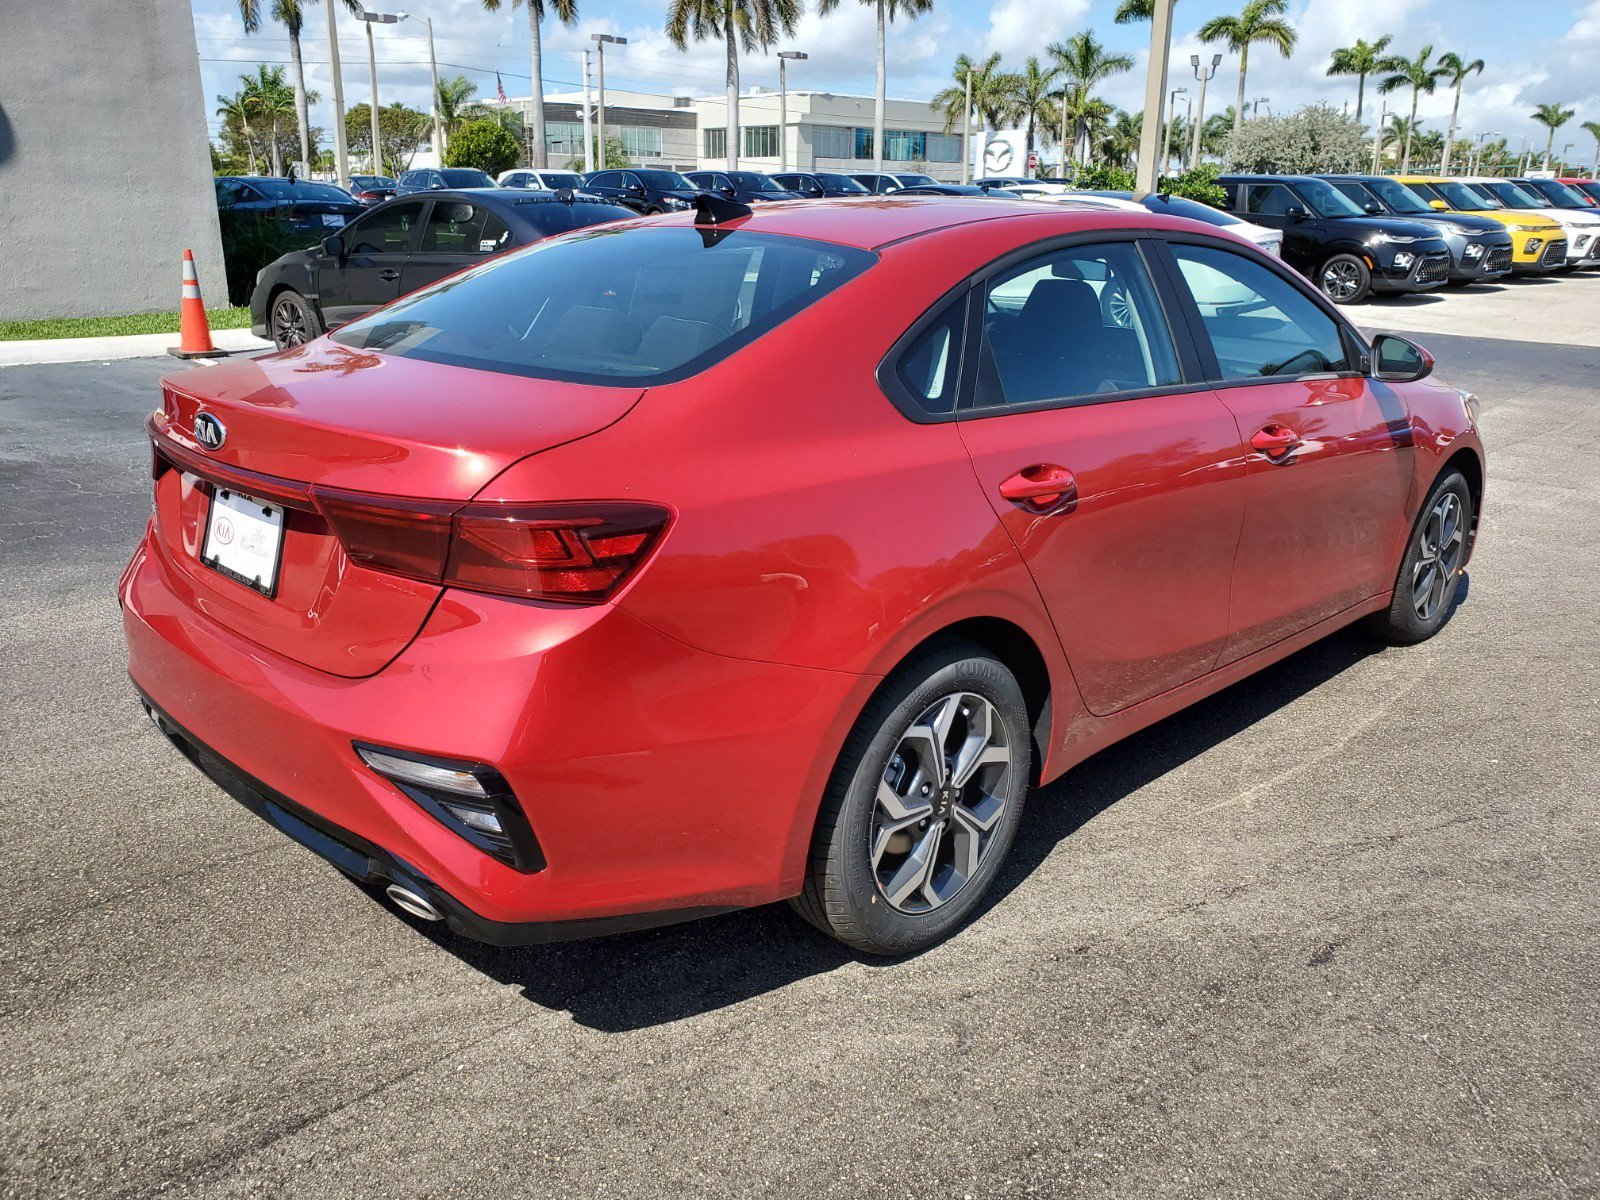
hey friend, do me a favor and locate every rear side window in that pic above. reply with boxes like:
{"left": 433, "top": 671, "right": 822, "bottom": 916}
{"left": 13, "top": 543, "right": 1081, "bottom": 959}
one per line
{"left": 420, "top": 202, "right": 506, "bottom": 253}
{"left": 894, "top": 296, "right": 966, "bottom": 415}
{"left": 1244, "top": 184, "right": 1298, "bottom": 216}
{"left": 1170, "top": 244, "right": 1351, "bottom": 380}
{"left": 978, "top": 242, "right": 1180, "bottom": 407}
{"left": 330, "top": 227, "right": 875, "bottom": 385}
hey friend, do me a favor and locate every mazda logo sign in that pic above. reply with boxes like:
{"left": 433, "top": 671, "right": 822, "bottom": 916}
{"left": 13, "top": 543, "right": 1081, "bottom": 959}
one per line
{"left": 194, "top": 412, "right": 226, "bottom": 451}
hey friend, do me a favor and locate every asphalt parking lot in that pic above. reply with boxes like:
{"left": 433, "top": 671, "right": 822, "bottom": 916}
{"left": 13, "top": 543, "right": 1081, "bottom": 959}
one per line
{"left": 3, "top": 274, "right": 1598, "bottom": 1198}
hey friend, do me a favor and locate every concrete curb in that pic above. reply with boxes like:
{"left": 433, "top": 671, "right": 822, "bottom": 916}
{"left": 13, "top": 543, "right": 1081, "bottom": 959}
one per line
{"left": 0, "top": 328, "right": 272, "bottom": 369}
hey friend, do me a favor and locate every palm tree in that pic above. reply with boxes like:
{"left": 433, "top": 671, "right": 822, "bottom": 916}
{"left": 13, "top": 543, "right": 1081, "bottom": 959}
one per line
{"left": 1377, "top": 45, "right": 1448, "bottom": 173}
{"left": 1381, "top": 114, "right": 1422, "bottom": 167}
{"left": 1007, "top": 57, "right": 1062, "bottom": 172}
{"left": 482, "top": 0, "right": 578, "bottom": 169}
{"left": 669, "top": 0, "right": 801, "bottom": 171}
{"left": 1583, "top": 120, "right": 1600, "bottom": 175}
{"left": 818, "top": 0, "right": 933, "bottom": 173}
{"left": 436, "top": 74, "right": 479, "bottom": 142}
{"left": 1048, "top": 30, "right": 1134, "bottom": 167}
{"left": 1436, "top": 51, "right": 1484, "bottom": 172}
{"left": 1198, "top": 0, "right": 1297, "bottom": 135}
{"left": 1112, "top": 0, "right": 1171, "bottom": 20}
{"left": 216, "top": 92, "right": 259, "bottom": 175}
{"left": 1531, "top": 102, "right": 1575, "bottom": 169}
{"left": 1325, "top": 35, "right": 1391, "bottom": 124}
{"left": 1098, "top": 110, "right": 1142, "bottom": 169}
{"left": 931, "top": 53, "right": 1018, "bottom": 134}
{"left": 235, "top": 0, "right": 356, "bottom": 173}
{"left": 239, "top": 65, "right": 297, "bottom": 175}
{"left": 1202, "top": 105, "right": 1235, "bottom": 157}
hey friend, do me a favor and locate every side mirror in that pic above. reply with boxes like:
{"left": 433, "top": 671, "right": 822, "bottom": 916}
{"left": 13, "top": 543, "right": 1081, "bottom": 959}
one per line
{"left": 629, "top": 183, "right": 645, "bottom": 194}
{"left": 321, "top": 234, "right": 345, "bottom": 259}
{"left": 1371, "top": 333, "right": 1434, "bottom": 383}
{"left": 1429, "top": 199, "right": 1448, "bottom": 211}
{"left": 1364, "top": 202, "right": 1382, "bottom": 214}
{"left": 1285, "top": 205, "right": 1308, "bottom": 221}
{"left": 721, "top": 185, "right": 736, "bottom": 198}
{"left": 430, "top": 181, "right": 444, "bottom": 190}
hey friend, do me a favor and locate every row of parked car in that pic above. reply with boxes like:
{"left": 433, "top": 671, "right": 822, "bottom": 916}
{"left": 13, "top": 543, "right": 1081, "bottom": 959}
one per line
{"left": 233, "top": 164, "right": 1599, "bottom": 348}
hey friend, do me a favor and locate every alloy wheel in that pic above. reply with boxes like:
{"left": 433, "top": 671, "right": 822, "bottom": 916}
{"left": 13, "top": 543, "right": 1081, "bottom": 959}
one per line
{"left": 271, "top": 297, "right": 310, "bottom": 348}
{"left": 870, "top": 692, "right": 1012, "bottom": 914}
{"left": 1411, "top": 491, "right": 1465, "bottom": 622}
{"left": 1321, "top": 260, "right": 1363, "bottom": 301}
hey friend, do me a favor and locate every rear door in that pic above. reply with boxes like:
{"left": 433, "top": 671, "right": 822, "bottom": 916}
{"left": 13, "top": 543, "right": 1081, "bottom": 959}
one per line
{"left": 955, "top": 237, "right": 1249, "bottom": 716}
{"left": 318, "top": 199, "right": 425, "bottom": 327}
{"left": 1159, "top": 240, "right": 1414, "bottom": 662}
{"left": 400, "top": 199, "right": 513, "bottom": 295}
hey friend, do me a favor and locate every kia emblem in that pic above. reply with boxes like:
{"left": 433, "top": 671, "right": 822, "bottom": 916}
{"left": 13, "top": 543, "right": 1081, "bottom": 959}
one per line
{"left": 194, "top": 412, "right": 226, "bottom": 451}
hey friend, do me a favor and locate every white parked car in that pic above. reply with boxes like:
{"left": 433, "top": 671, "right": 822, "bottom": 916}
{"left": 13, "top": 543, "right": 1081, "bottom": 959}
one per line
{"left": 1009, "top": 189, "right": 1283, "bottom": 258}
{"left": 497, "top": 168, "right": 590, "bottom": 192}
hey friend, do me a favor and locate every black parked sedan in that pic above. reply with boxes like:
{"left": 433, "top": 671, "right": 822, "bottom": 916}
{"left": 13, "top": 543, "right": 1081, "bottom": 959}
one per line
{"left": 892, "top": 184, "right": 1023, "bottom": 198}
{"left": 684, "top": 170, "right": 801, "bottom": 203}
{"left": 215, "top": 176, "right": 363, "bottom": 235}
{"left": 348, "top": 175, "right": 397, "bottom": 206}
{"left": 583, "top": 168, "right": 704, "bottom": 214}
{"left": 250, "top": 190, "right": 630, "bottom": 348}
{"left": 770, "top": 172, "right": 872, "bottom": 198}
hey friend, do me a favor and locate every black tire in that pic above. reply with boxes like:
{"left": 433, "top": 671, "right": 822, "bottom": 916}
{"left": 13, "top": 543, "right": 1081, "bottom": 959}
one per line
{"left": 1318, "top": 253, "right": 1372, "bottom": 304}
{"left": 1366, "top": 468, "right": 1473, "bottom": 645}
{"left": 643, "top": 205, "right": 664, "bottom": 216}
{"left": 790, "top": 639, "right": 1032, "bottom": 956}
{"left": 268, "top": 289, "right": 321, "bottom": 349}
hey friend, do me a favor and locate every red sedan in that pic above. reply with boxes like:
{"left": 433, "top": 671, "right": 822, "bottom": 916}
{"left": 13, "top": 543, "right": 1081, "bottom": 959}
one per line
{"left": 122, "top": 196, "right": 1485, "bottom": 955}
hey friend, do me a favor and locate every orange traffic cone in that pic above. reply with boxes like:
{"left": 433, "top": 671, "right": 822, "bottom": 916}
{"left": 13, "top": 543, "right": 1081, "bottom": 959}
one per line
{"left": 168, "top": 249, "right": 227, "bottom": 360}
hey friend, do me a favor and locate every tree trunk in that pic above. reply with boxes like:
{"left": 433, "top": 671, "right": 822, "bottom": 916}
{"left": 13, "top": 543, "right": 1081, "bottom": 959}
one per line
{"left": 1234, "top": 44, "right": 1247, "bottom": 134}
{"left": 1544, "top": 128, "right": 1555, "bottom": 169}
{"left": 874, "top": 0, "right": 886, "bottom": 172}
{"left": 1441, "top": 83, "right": 1462, "bottom": 173}
{"left": 1355, "top": 73, "right": 1365, "bottom": 125}
{"left": 725, "top": 7, "right": 739, "bottom": 171}
{"left": 288, "top": 25, "right": 311, "bottom": 173}
{"left": 1403, "top": 91, "right": 1418, "bottom": 173}
{"left": 528, "top": 4, "right": 548, "bottom": 168}
{"left": 1026, "top": 115, "right": 1035, "bottom": 174}
{"left": 244, "top": 119, "right": 257, "bottom": 175}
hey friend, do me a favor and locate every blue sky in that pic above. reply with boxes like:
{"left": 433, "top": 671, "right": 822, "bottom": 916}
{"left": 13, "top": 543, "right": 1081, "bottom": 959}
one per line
{"left": 193, "top": 0, "right": 1600, "bottom": 163}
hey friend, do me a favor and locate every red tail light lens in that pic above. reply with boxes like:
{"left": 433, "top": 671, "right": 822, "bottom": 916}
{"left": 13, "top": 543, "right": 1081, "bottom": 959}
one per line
{"left": 310, "top": 488, "right": 671, "bottom": 604}
{"left": 448, "top": 502, "right": 672, "bottom": 603}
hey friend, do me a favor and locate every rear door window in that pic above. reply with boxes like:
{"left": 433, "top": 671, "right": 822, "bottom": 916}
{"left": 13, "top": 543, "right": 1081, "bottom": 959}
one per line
{"left": 978, "top": 242, "right": 1181, "bottom": 407}
{"left": 419, "top": 201, "right": 507, "bottom": 253}
{"left": 1244, "top": 184, "right": 1299, "bottom": 217}
{"left": 1169, "top": 243, "right": 1351, "bottom": 380}
{"left": 330, "top": 227, "right": 875, "bottom": 385}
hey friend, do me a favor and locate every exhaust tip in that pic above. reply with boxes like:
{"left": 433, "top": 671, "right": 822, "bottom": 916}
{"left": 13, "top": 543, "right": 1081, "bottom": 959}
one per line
{"left": 385, "top": 883, "right": 444, "bottom": 923}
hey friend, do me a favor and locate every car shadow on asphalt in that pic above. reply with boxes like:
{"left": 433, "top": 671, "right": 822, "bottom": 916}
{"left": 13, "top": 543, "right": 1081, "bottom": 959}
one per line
{"left": 403, "top": 586, "right": 1470, "bottom": 1033}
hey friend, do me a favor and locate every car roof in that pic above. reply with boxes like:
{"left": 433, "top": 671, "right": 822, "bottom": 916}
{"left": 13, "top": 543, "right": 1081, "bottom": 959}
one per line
{"left": 621, "top": 196, "right": 1199, "bottom": 251}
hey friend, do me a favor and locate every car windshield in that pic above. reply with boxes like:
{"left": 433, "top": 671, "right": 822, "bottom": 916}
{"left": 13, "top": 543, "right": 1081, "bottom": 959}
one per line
{"left": 896, "top": 174, "right": 937, "bottom": 187}
{"left": 1291, "top": 178, "right": 1365, "bottom": 217}
{"left": 1480, "top": 181, "right": 1544, "bottom": 210}
{"left": 636, "top": 170, "right": 693, "bottom": 190}
{"left": 1576, "top": 181, "right": 1600, "bottom": 202}
{"left": 249, "top": 179, "right": 353, "bottom": 202}
{"left": 1362, "top": 178, "right": 1433, "bottom": 215}
{"left": 1523, "top": 179, "right": 1588, "bottom": 207}
{"left": 540, "top": 172, "right": 584, "bottom": 190}
{"left": 730, "top": 172, "right": 786, "bottom": 192}
{"left": 1421, "top": 180, "right": 1493, "bottom": 210}
{"left": 330, "top": 227, "right": 875, "bottom": 385}
{"left": 439, "top": 168, "right": 494, "bottom": 188}
{"left": 817, "top": 173, "right": 870, "bottom": 193}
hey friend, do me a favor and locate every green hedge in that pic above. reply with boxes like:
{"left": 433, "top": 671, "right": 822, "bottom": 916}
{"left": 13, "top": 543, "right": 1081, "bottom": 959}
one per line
{"left": 218, "top": 211, "right": 326, "bottom": 307}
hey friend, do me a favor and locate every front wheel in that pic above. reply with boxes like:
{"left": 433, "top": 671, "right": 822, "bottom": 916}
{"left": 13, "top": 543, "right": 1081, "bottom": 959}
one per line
{"left": 791, "top": 640, "right": 1032, "bottom": 956}
{"left": 268, "top": 289, "right": 320, "bottom": 349}
{"left": 1366, "top": 469, "right": 1473, "bottom": 645}
{"left": 1319, "top": 253, "right": 1372, "bottom": 304}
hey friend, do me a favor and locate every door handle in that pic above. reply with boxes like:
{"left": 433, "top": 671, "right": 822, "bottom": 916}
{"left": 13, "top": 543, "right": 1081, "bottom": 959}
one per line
{"left": 998, "top": 464, "right": 1078, "bottom": 515}
{"left": 1250, "top": 423, "right": 1301, "bottom": 459}
{"left": 378, "top": 269, "right": 400, "bottom": 282}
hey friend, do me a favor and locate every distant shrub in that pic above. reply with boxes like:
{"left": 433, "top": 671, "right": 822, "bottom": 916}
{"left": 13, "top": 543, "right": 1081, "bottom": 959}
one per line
{"left": 218, "top": 211, "right": 320, "bottom": 306}
{"left": 445, "top": 120, "right": 521, "bottom": 177}
{"left": 1158, "top": 164, "right": 1228, "bottom": 208}
{"left": 1073, "top": 164, "right": 1137, "bottom": 191}
{"left": 1223, "top": 104, "right": 1369, "bottom": 174}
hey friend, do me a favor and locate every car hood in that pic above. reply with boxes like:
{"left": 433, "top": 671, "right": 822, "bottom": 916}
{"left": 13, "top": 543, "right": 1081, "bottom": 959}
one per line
{"left": 751, "top": 190, "right": 803, "bottom": 201}
{"left": 1404, "top": 212, "right": 1508, "bottom": 235}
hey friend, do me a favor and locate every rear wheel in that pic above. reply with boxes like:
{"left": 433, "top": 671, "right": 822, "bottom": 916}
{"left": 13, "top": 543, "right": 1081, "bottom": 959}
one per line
{"left": 1318, "top": 254, "right": 1372, "bottom": 304}
{"left": 1366, "top": 469, "right": 1473, "bottom": 645}
{"left": 268, "top": 289, "right": 320, "bottom": 349}
{"left": 791, "top": 640, "right": 1032, "bottom": 956}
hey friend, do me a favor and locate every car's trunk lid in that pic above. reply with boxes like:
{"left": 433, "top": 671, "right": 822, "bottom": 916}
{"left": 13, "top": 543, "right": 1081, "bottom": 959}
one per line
{"left": 150, "top": 341, "right": 643, "bottom": 677}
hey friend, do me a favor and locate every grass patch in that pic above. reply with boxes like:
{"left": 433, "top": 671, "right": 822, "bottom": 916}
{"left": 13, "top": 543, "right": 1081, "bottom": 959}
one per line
{"left": 0, "top": 307, "right": 254, "bottom": 342}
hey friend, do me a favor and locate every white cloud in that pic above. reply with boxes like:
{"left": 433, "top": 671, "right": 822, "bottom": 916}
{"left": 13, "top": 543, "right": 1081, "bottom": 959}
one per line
{"left": 980, "top": 0, "right": 1092, "bottom": 66}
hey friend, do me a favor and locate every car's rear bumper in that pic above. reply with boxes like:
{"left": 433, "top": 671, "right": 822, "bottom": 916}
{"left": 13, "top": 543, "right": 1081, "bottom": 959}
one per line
{"left": 120, "top": 525, "right": 861, "bottom": 942}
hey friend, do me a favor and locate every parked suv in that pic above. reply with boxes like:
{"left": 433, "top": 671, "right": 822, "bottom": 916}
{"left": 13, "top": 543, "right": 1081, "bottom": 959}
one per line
{"left": 1479, "top": 178, "right": 1600, "bottom": 266}
{"left": 684, "top": 170, "right": 802, "bottom": 203}
{"left": 1394, "top": 176, "right": 1567, "bottom": 274}
{"left": 1321, "top": 175, "right": 1513, "bottom": 285}
{"left": 583, "top": 168, "right": 704, "bottom": 214}
{"left": 1218, "top": 174, "right": 1452, "bottom": 303}
{"left": 771, "top": 171, "right": 872, "bottom": 198}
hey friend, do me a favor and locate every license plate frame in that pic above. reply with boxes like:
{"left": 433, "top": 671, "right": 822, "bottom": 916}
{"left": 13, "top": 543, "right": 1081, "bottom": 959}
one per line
{"left": 200, "top": 486, "right": 286, "bottom": 598}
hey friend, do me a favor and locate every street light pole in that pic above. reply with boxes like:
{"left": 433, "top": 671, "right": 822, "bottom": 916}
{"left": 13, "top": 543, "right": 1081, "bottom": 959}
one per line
{"left": 581, "top": 49, "right": 594, "bottom": 174}
{"left": 1251, "top": 96, "right": 1268, "bottom": 118}
{"left": 962, "top": 68, "right": 972, "bottom": 184}
{"left": 1162, "top": 87, "right": 1186, "bottom": 174}
{"left": 591, "top": 34, "right": 626, "bottom": 169}
{"left": 426, "top": 16, "right": 444, "bottom": 160}
{"left": 357, "top": 9, "right": 407, "bottom": 177}
{"left": 778, "top": 51, "right": 807, "bottom": 175}
{"left": 324, "top": 0, "right": 350, "bottom": 185}
{"left": 1134, "top": 0, "right": 1175, "bottom": 193}
{"left": 1188, "top": 53, "right": 1220, "bottom": 170}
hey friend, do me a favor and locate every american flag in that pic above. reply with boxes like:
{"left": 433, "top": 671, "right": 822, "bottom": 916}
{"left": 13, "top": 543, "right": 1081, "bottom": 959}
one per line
{"left": 496, "top": 72, "right": 507, "bottom": 103}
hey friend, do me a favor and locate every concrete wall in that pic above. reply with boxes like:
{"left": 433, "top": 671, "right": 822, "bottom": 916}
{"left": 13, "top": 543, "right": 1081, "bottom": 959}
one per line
{"left": 0, "top": 0, "right": 226, "bottom": 320}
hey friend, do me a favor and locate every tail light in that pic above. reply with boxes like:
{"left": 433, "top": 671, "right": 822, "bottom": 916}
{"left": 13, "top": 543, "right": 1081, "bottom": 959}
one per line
{"left": 313, "top": 487, "right": 672, "bottom": 604}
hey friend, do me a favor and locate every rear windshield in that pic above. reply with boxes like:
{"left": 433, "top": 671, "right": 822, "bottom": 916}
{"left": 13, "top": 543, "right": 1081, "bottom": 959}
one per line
{"left": 439, "top": 168, "right": 494, "bottom": 188}
{"left": 251, "top": 179, "right": 353, "bottom": 202}
{"left": 519, "top": 200, "right": 628, "bottom": 236}
{"left": 817, "top": 173, "right": 870, "bottom": 192}
{"left": 1128, "top": 194, "right": 1241, "bottom": 227}
{"left": 539, "top": 171, "right": 585, "bottom": 190}
{"left": 330, "top": 226, "right": 874, "bottom": 385}
{"left": 636, "top": 170, "right": 693, "bottom": 190}
{"left": 729, "top": 172, "right": 787, "bottom": 192}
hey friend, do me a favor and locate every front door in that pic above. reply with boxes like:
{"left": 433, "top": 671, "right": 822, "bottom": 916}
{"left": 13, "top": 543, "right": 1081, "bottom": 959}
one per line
{"left": 956, "top": 239, "right": 1249, "bottom": 716}
{"left": 318, "top": 199, "right": 425, "bottom": 327}
{"left": 1236, "top": 182, "right": 1326, "bottom": 278}
{"left": 1161, "top": 241, "right": 1415, "bottom": 662}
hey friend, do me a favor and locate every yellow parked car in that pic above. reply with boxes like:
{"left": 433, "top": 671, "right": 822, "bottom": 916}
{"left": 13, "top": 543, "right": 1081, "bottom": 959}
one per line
{"left": 1397, "top": 175, "right": 1567, "bottom": 273}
